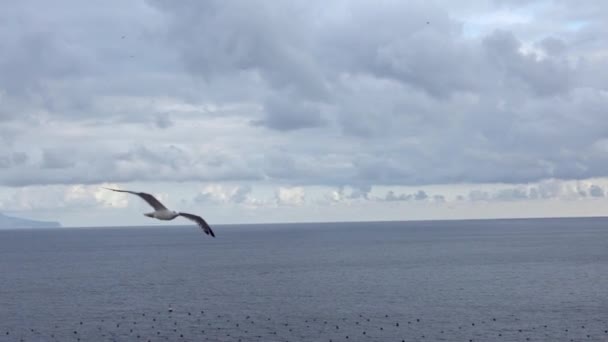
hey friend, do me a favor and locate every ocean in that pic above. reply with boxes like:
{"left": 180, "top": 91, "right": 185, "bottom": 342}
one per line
{"left": 1, "top": 218, "right": 607, "bottom": 341}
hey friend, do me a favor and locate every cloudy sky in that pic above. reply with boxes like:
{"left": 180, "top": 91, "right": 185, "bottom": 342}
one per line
{"left": 2, "top": 0, "right": 608, "bottom": 227}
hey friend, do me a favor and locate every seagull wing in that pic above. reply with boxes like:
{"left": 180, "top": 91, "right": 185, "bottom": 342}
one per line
{"left": 178, "top": 212, "right": 215, "bottom": 237}
{"left": 103, "top": 187, "right": 168, "bottom": 211}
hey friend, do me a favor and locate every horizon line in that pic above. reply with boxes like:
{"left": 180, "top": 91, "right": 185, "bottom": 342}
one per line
{"left": 44, "top": 214, "right": 608, "bottom": 229}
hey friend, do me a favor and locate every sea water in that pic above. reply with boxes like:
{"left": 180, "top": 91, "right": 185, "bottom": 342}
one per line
{"left": 1, "top": 218, "right": 607, "bottom": 341}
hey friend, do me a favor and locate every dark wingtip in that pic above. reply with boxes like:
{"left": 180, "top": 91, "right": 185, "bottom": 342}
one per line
{"left": 209, "top": 228, "right": 216, "bottom": 238}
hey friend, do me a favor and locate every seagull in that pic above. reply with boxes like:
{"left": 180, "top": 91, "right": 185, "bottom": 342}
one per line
{"left": 103, "top": 187, "right": 215, "bottom": 237}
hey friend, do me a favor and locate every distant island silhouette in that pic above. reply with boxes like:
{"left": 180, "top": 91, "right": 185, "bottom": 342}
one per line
{"left": 0, "top": 212, "right": 61, "bottom": 229}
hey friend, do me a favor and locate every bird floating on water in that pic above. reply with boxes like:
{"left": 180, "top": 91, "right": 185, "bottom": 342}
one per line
{"left": 103, "top": 187, "right": 215, "bottom": 237}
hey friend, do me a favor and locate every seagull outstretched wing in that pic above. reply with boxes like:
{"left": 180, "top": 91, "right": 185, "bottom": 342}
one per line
{"left": 103, "top": 187, "right": 168, "bottom": 211}
{"left": 178, "top": 212, "right": 215, "bottom": 237}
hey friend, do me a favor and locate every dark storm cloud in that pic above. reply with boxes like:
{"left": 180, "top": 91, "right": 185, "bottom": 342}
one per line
{"left": 2, "top": 0, "right": 608, "bottom": 188}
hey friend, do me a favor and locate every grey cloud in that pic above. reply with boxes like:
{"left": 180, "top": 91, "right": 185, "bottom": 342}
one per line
{"left": 110, "top": 145, "right": 262, "bottom": 183}
{"left": 384, "top": 191, "right": 412, "bottom": 202}
{"left": 491, "top": 0, "right": 540, "bottom": 7}
{"left": 469, "top": 187, "right": 532, "bottom": 202}
{"left": 0, "top": 152, "right": 28, "bottom": 169}
{"left": 151, "top": 0, "right": 329, "bottom": 101}
{"left": 0, "top": 31, "right": 81, "bottom": 97}
{"left": 534, "top": 181, "right": 562, "bottom": 199}
{"left": 147, "top": 1, "right": 608, "bottom": 184}
{"left": 41, "top": 149, "right": 75, "bottom": 169}
{"left": 0, "top": 144, "right": 262, "bottom": 187}
{"left": 382, "top": 189, "right": 440, "bottom": 202}
{"left": 12, "top": 152, "right": 28, "bottom": 165}
{"left": 469, "top": 190, "right": 491, "bottom": 202}
{"left": 538, "top": 37, "right": 567, "bottom": 56}
{"left": 433, "top": 194, "right": 446, "bottom": 202}
{"left": 528, "top": 188, "right": 539, "bottom": 200}
{"left": 329, "top": 185, "right": 373, "bottom": 202}
{"left": 154, "top": 113, "right": 174, "bottom": 129}
{"left": 371, "top": 29, "right": 484, "bottom": 98}
{"left": 193, "top": 192, "right": 214, "bottom": 204}
{"left": 589, "top": 185, "right": 604, "bottom": 197}
{"left": 2, "top": 1, "right": 608, "bottom": 189}
{"left": 348, "top": 185, "right": 372, "bottom": 200}
{"left": 468, "top": 181, "right": 607, "bottom": 201}
{"left": 115, "top": 145, "right": 186, "bottom": 170}
{"left": 493, "top": 187, "right": 529, "bottom": 201}
{"left": 469, "top": 188, "right": 530, "bottom": 202}
{"left": 252, "top": 93, "right": 325, "bottom": 131}
{"left": 0, "top": 1, "right": 179, "bottom": 123}
{"left": 414, "top": 190, "right": 428, "bottom": 201}
{"left": 482, "top": 30, "right": 572, "bottom": 96}
{"left": 0, "top": 157, "right": 11, "bottom": 169}
{"left": 231, "top": 185, "right": 252, "bottom": 203}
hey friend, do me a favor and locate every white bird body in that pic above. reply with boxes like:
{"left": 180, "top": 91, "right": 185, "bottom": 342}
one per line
{"left": 145, "top": 209, "right": 179, "bottom": 220}
{"left": 104, "top": 187, "right": 215, "bottom": 237}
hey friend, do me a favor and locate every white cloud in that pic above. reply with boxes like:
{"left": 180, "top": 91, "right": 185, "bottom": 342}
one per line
{"left": 276, "top": 187, "right": 305, "bottom": 206}
{"left": 0, "top": 183, "right": 129, "bottom": 212}
{"left": 93, "top": 184, "right": 130, "bottom": 209}
{"left": 195, "top": 184, "right": 249, "bottom": 203}
{"left": 466, "top": 179, "right": 608, "bottom": 202}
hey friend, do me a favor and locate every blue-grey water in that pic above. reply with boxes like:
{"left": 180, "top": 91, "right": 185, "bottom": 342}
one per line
{"left": 1, "top": 218, "right": 608, "bottom": 341}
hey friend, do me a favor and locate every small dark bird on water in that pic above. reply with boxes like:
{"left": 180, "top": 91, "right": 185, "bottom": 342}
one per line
{"left": 103, "top": 187, "right": 215, "bottom": 237}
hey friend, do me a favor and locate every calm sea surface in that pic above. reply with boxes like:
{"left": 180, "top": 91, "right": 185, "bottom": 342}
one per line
{"left": 1, "top": 218, "right": 608, "bottom": 341}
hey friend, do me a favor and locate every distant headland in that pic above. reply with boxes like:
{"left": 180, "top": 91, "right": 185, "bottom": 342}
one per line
{"left": 0, "top": 212, "right": 61, "bottom": 229}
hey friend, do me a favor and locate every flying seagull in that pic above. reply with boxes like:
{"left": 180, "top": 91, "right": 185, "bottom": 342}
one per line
{"left": 103, "top": 187, "right": 215, "bottom": 237}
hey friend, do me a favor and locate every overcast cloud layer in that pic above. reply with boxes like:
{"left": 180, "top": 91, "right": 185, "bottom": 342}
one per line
{"left": 2, "top": 1, "right": 608, "bottom": 224}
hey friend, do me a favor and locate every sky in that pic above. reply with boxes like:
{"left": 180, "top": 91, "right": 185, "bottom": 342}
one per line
{"left": 1, "top": 0, "right": 608, "bottom": 227}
